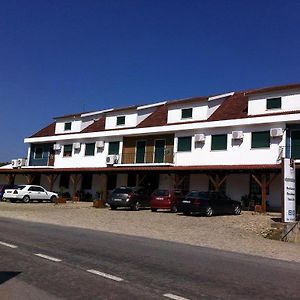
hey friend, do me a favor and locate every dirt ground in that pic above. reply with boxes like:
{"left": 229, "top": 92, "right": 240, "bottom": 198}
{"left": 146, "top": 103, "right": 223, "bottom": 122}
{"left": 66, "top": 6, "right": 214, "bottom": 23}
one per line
{"left": 0, "top": 201, "right": 299, "bottom": 263}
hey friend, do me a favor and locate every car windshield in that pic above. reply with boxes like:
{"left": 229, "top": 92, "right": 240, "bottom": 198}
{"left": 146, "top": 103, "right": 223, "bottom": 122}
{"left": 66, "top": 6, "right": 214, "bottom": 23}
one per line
{"left": 15, "top": 185, "right": 26, "bottom": 190}
{"left": 153, "top": 190, "right": 169, "bottom": 196}
{"left": 113, "top": 188, "right": 133, "bottom": 194}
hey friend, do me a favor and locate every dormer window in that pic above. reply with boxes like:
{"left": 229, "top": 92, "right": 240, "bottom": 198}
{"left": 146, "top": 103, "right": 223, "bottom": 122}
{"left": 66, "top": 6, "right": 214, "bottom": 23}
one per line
{"left": 181, "top": 108, "right": 193, "bottom": 119}
{"left": 266, "top": 97, "right": 281, "bottom": 110}
{"left": 64, "top": 122, "right": 72, "bottom": 131}
{"left": 116, "top": 116, "right": 125, "bottom": 126}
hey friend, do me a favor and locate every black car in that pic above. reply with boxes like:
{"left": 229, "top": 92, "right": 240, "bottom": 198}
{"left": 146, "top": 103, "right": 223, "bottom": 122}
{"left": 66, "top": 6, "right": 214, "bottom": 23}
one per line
{"left": 0, "top": 184, "right": 17, "bottom": 200}
{"left": 179, "top": 191, "right": 241, "bottom": 216}
{"left": 107, "top": 187, "right": 151, "bottom": 211}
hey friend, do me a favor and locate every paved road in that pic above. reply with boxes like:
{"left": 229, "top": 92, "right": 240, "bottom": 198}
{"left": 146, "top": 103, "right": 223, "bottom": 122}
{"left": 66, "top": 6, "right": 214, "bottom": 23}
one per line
{"left": 0, "top": 217, "right": 299, "bottom": 300}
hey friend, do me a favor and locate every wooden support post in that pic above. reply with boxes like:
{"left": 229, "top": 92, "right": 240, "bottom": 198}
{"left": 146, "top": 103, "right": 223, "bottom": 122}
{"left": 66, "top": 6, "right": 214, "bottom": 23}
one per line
{"left": 5, "top": 174, "right": 15, "bottom": 185}
{"left": 137, "top": 174, "right": 146, "bottom": 186}
{"left": 70, "top": 174, "right": 81, "bottom": 198}
{"left": 208, "top": 174, "right": 228, "bottom": 192}
{"left": 46, "top": 174, "right": 58, "bottom": 191}
{"left": 24, "top": 174, "right": 35, "bottom": 185}
{"left": 100, "top": 173, "right": 108, "bottom": 202}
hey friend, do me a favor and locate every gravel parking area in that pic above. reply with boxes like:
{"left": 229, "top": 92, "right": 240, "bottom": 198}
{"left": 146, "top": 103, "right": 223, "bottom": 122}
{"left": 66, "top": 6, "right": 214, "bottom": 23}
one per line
{"left": 0, "top": 201, "right": 299, "bottom": 262}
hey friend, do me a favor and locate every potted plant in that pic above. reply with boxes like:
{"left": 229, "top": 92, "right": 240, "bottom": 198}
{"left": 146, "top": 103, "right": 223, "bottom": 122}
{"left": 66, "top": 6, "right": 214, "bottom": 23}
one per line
{"left": 55, "top": 186, "right": 67, "bottom": 204}
{"left": 93, "top": 189, "right": 106, "bottom": 208}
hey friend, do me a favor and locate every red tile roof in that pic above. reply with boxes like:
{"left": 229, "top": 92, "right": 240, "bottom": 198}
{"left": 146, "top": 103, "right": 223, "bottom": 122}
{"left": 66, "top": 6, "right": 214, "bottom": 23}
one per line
{"left": 137, "top": 105, "right": 168, "bottom": 128}
{"left": 245, "top": 82, "right": 300, "bottom": 95}
{"left": 30, "top": 122, "right": 56, "bottom": 138}
{"left": 81, "top": 116, "right": 106, "bottom": 133}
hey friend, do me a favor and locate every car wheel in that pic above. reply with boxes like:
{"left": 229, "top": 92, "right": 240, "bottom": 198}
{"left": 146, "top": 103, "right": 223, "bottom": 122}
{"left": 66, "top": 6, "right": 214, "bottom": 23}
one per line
{"left": 110, "top": 205, "right": 117, "bottom": 210}
{"left": 151, "top": 208, "right": 157, "bottom": 212}
{"left": 50, "top": 196, "right": 57, "bottom": 203}
{"left": 205, "top": 206, "right": 213, "bottom": 217}
{"left": 170, "top": 205, "right": 178, "bottom": 213}
{"left": 183, "top": 210, "right": 191, "bottom": 216}
{"left": 132, "top": 201, "right": 140, "bottom": 211}
{"left": 233, "top": 204, "right": 241, "bottom": 215}
{"left": 22, "top": 195, "right": 30, "bottom": 203}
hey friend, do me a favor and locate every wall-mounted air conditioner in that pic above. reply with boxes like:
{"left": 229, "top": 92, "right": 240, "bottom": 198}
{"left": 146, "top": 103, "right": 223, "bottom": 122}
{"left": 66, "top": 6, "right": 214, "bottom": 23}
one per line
{"left": 17, "top": 158, "right": 26, "bottom": 168}
{"left": 11, "top": 159, "right": 18, "bottom": 168}
{"left": 270, "top": 128, "right": 283, "bottom": 137}
{"left": 232, "top": 131, "right": 244, "bottom": 140}
{"left": 53, "top": 144, "right": 61, "bottom": 150}
{"left": 106, "top": 155, "right": 119, "bottom": 165}
{"left": 96, "top": 140, "right": 105, "bottom": 148}
{"left": 73, "top": 142, "right": 81, "bottom": 150}
{"left": 194, "top": 133, "right": 205, "bottom": 142}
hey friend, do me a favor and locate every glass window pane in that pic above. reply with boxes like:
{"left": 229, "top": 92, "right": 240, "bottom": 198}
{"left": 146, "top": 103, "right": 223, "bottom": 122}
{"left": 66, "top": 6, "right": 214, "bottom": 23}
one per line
{"left": 108, "top": 141, "right": 120, "bottom": 155}
{"left": 267, "top": 97, "right": 281, "bottom": 109}
{"left": 251, "top": 131, "right": 270, "bottom": 148}
{"left": 211, "top": 134, "right": 227, "bottom": 150}
{"left": 63, "top": 144, "right": 73, "bottom": 157}
{"left": 64, "top": 122, "right": 72, "bottom": 130}
{"left": 178, "top": 136, "right": 192, "bottom": 152}
{"left": 181, "top": 108, "right": 192, "bottom": 119}
{"left": 116, "top": 116, "right": 125, "bottom": 126}
{"left": 35, "top": 147, "right": 43, "bottom": 159}
{"left": 85, "top": 143, "right": 95, "bottom": 156}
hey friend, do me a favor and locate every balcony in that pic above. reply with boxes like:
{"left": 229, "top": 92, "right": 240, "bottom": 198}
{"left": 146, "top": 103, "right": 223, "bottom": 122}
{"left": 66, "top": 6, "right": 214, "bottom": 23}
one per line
{"left": 120, "top": 147, "right": 174, "bottom": 165}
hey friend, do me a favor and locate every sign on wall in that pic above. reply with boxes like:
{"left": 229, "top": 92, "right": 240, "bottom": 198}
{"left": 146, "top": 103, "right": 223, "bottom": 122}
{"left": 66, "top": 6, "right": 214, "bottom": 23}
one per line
{"left": 282, "top": 158, "right": 296, "bottom": 222}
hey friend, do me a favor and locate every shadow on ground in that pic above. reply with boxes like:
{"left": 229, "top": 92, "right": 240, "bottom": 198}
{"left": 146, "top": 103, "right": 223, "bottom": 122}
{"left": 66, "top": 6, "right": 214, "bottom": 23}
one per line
{"left": 0, "top": 272, "right": 21, "bottom": 284}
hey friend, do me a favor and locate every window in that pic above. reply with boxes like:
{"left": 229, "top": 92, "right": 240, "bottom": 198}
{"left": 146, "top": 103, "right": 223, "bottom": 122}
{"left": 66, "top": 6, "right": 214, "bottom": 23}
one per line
{"left": 64, "top": 122, "right": 72, "bottom": 131}
{"left": 81, "top": 174, "right": 92, "bottom": 190}
{"left": 267, "top": 97, "right": 281, "bottom": 110}
{"left": 181, "top": 108, "right": 193, "bottom": 119}
{"left": 28, "top": 186, "right": 44, "bottom": 192}
{"left": 116, "top": 116, "right": 125, "bottom": 126}
{"left": 108, "top": 141, "right": 120, "bottom": 155}
{"left": 177, "top": 136, "right": 192, "bottom": 152}
{"left": 251, "top": 131, "right": 270, "bottom": 148}
{"left": 85, "top": 143, "right": 95, "bottom": 156}
{"left": 63, "top": 144, "right": 73, "bottom": 157}
{"left": 34, "top": 147, "right": 43, "bottom": 159}
{"left": 211, "top": 134, "right": 227, "bottom": 150}
{"left": 59, "top": 174, "right": 70, "bottom": 189}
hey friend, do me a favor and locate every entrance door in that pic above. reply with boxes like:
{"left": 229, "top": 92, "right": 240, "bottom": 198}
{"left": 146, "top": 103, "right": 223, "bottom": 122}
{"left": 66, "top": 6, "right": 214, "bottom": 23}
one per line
{"left": 291, "top": 131, "right": 300, "bottom": 159}
{"left": 154, "top": 140, "right": 165, "bottom": 163}
{"left": 48, "top": 147, "right": 55, "bottom": 166}
{"left": 136, "top": 141, "right": 146, "bottom": 163}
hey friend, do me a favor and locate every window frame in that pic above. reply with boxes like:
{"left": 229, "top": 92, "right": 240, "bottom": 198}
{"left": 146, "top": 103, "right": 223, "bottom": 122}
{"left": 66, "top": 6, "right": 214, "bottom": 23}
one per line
{"left": 211, "top": 134, "right": 228, "bottom": 151}
{"left": 108, "top": 141, "right": 120, "bottom": 155}
{"left": 34, "top": 147, "right": 44, "bottom": 159}
{"left": 63, "top": 144, "right": 73, "bottom": 157}
{"left": 251, "top": 131, "right": 270, "bottom": 149}
{"left": 177, "top": 136, "right": 192, "bottom": 152}
{"left": 266, "top": 97, "right": 281, "bottom": 110}
{"left": 181, "top": 108, "right": 193, "bottom": 119}
{"left": 85, "top": 143, "right": 95, "bottom": 156}
{"left": 116, "top": 116, "right": 125, "bottom": 126}
{"left": 64, "top": 122, "right": 72, "bottom": 131}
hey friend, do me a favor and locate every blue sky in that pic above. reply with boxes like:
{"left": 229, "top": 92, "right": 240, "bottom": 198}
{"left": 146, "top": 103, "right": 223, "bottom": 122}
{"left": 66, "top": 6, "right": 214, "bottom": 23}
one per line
{"left": 0, "top": 0, "right": 299, "bottom": 161}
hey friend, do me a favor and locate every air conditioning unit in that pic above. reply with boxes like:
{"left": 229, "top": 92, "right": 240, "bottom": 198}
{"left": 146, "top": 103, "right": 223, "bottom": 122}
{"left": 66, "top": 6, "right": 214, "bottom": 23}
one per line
{"left": 96, "top": 140, "right": 105, "bottom": 148}
{"left": 270, "top": 128, "right": 283, "bottom": 137}
{"left": 17, "top": 158, "right": 26, "bottom": 168}
{"left": 73, "top": 142, "right": 81, "bottom": 149}
{"left": 194, "top": 133, "right": 205, "bottom": 142}
{"left": 232, "top": 131, "right": 244, "bottom": 140}
{"left": 106, "top": 155, "right": 119, "bottom": 165}
{"left": 11, "top": 159, "right": 18, "bottom": 168}
{"left": 53, "top": 143, "right": 61, "bottom": 150}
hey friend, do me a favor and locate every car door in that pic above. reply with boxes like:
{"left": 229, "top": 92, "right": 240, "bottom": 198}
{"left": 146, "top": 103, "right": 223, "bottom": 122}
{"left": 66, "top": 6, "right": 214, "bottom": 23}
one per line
{"left": 28, "top": 186, "right": 40, "bottom": 200}
{"left": 35, "top": 186, "right": 48, "bottom": 200}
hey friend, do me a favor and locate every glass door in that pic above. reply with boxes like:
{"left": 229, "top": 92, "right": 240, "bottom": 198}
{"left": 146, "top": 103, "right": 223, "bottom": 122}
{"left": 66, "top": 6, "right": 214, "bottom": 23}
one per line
{"left": 291, "top": 131, "right": 300, "bottom": 159}
{"left": 136, "top": 141, "right": 146, "bottom": 163}
{"left": 154, "top": 140, "right": 165, "bottom": 163}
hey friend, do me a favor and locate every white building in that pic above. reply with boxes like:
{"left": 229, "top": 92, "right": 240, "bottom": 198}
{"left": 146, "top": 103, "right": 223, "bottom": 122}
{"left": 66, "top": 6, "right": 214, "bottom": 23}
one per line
{"left": 1, "top": 82, "right": 300, "bottom": 211}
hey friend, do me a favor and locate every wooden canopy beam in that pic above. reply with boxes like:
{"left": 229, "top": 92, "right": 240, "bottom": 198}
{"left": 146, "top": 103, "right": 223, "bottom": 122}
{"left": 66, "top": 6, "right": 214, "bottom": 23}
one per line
{"left": 208, "top": 174, "right": 228, "bottom": 192}
{"left": 45, "top": 174, "right": 58, "bottom": 191}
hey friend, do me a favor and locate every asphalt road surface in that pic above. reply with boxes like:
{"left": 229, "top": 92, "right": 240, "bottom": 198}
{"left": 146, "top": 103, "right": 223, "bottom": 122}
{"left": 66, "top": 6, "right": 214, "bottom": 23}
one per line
{"left": 0, "top": 217, "right": 299, "bottom": 300}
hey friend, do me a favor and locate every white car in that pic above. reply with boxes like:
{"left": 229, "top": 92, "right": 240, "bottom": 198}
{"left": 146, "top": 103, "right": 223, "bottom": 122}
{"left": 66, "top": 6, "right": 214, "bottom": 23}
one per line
{"left": 3, "top": 185, "right": 58, "bottom": 203}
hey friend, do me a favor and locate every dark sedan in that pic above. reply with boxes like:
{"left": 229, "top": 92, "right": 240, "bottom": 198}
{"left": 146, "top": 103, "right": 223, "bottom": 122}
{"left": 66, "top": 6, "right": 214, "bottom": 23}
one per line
{"left": 179, "top": 191, "right": 241, "bottom": 216}
{"left": 107, "top": 186, "right": 151, "bottom": 211}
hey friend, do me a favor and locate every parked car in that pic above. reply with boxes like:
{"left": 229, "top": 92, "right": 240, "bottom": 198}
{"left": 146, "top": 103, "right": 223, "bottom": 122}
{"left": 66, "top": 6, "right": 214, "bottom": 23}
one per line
{"left": 150, "top": 189, "right": 184, "bottom": 213}
{"left": 179, "top": 191, "right": 241, "bottom": 216}
{"left": 107, "top": 186, "right": 151, "bottom": 211}
{"left": 3, "top": 185, "right": 58, "bottom": 203}
{"left": 0, "top": 184, "right": 17, "bottom": 200}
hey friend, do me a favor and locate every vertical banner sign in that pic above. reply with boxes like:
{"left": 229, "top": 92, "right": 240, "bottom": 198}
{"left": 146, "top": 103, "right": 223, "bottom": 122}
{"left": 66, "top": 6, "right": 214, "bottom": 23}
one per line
{"left": 282, "top": 158, "right": 296, "bottom": 222}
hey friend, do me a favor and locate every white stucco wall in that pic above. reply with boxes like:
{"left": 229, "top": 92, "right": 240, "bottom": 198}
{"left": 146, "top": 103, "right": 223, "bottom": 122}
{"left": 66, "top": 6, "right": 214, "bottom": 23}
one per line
{"left": 248, "top": 89, "right": 300, "bottom": 116}
{"left": 55, "top": 119, "right": 82, "bottom": 134}
{"left": 105, "top": 110, "right": 137, "bottom": 130}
